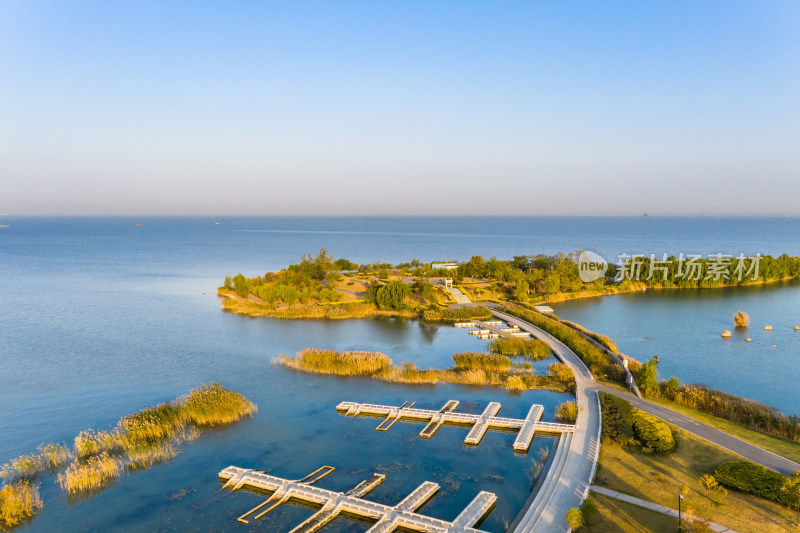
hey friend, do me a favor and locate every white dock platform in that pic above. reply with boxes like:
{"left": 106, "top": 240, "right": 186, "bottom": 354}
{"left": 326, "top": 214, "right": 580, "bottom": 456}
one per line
{"left": 337, "top": 400, "right": 574, "bottom": 451}
{"left": 220, "top": 466, "right": 495, "bottom": 533}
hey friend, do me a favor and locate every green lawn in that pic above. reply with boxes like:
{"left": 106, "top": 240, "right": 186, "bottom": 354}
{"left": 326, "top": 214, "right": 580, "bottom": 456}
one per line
{"left": 580, "top": 493, "right": 678, "bottom": 532}
{"left": 595, "top": 428, "right": 798, "bottom": 532}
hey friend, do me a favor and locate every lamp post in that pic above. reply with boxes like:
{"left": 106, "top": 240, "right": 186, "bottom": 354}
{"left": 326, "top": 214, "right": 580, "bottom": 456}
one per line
{"left": 678, "top": 494, "right": 683, "bottom": 532}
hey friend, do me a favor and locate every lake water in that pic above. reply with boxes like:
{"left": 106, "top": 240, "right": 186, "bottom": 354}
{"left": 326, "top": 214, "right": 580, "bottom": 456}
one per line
{"left": 551, "top": 280, "right": 800, "bottom": 415}
{"left": 2, "top": 216, "right": 799, "bottom": 531}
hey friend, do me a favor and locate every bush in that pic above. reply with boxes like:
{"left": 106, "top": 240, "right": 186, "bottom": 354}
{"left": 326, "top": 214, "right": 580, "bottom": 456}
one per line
{"left": 714, "top": 461, "right": 799, "bottom": 507}
{"left": 555, "top": 401, "right": 578, "bottom": 423}
{"left": 734, "top": 311, "right": 749, "bottom": 327}
{"left": 422, "top": 306, "right": 492, "bottom": 322}
{"left": 489, "top": 337, "right": 551, "bottom": 360}
{"left": 548, "top": 362, "right": 574, "bottom": 385}
{"left": 565, "top": 507, "right": 585, "bottom": 529}
{"left": 632, "top": 410, "right": 675, "bottom": 454}
{"left": 0, "top": 482, "right": 43, "bottom": 530}
{"left": 600, "top": 392, "right": 635, "bottom": 444}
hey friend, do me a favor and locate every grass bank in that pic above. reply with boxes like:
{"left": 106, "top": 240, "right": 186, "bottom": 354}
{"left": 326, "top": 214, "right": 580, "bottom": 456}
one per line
{"left": 279, "top": 349, "right": 574, "bottom": 393}
{"left": 596, "top": 406, "right": 798, "bottom": 531}
{"left": 578, "top": 493, "right": 677, "bottom": 532}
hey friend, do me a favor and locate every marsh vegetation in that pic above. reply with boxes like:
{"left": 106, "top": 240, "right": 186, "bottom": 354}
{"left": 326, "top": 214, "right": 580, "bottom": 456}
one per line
{"left": 279, "top": 349, "right": 575, "bottom": 392}
{"left": 0, "top": 384, "right": 256, "bottom": 528}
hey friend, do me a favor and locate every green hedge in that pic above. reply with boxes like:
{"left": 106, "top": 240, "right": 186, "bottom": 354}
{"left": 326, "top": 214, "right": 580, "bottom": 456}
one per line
{"left": 714, "top": 461, "right": 799, "bottom": 507}
{"left": 632, "top": 410, "right": 675, "bottom": 454}
{"left": 496, "top": 305, "right": 620, "bottom": 381}
{"left": 422, "top": 306, "right": 492, "bottom": 322}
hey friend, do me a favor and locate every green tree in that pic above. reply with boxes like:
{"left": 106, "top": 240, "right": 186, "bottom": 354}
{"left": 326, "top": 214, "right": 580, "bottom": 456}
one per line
{"left": 232, "top": 274, "right": 249, "bottom": 297}
{"left": 223, "top": 275, "right": 233, "bottom": 290}
{"left": 636, "top": 357, "right": 659, "bottom": 396}
{"left": 375, "top": 281, "right": 411, "bottom": 309}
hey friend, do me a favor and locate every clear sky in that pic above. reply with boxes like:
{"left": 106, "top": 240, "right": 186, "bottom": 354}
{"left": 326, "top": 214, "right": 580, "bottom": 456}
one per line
{"left": 1, "top": 1, "right": 798, "bottom": 216}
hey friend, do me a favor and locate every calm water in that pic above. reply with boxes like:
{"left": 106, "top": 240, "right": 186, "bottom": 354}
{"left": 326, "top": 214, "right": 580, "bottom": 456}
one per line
{"left": 551, "top": 281, "right": 800, "bottom": 415}
{"left": 2, "top": 216, "right": 800, "bottom": 531}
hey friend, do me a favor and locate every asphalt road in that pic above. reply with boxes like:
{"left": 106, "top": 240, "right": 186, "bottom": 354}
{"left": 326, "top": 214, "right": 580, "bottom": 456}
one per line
{"left": 593, "top": 382, "right": 800, "bottom": 476}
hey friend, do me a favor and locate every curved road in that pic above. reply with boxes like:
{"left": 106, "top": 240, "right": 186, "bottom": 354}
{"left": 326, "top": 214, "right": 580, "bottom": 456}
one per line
{"left": 594, "top": 383, "right": 800, "bottom": 475}
{"left": 493, "top": 309, "right": 601, "bottom": 533}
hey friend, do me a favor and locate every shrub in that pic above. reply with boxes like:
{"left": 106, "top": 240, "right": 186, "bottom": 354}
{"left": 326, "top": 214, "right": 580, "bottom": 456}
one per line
{"left": 452, "top": 352, "right": 511, "bottom": 372}
{"left": 0, "top": 482, "right": 43, "bottom": 530}
{"left": 489, "top": 337, "right": 551, "bottom": 360}
{"left": 600, "top": 392, "right": 635, "bottom": 444}
{"left": 547, "top": 362, "right": 574, "bottom": 385}
{"left": 734, "top": 311, "right": 749, "bottom": 327}
{"left": 422, "top": 305, "right": 492, "bottom": 322}
{"left": 555, "top": 401, "right": 578, "bottom": 423}
{"left": 714, "top": 461, "right": 799, "bottom": 507}
{"left": 565, "top": 507, "right": 585, "bottom": 529}
{"left": 632, "top": 410, "right": 675, "bottom": 454}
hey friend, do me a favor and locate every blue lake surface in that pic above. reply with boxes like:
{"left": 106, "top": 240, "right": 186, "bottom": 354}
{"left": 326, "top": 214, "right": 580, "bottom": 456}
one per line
{"left": 1, "top": 216, "right": 799, "bottom": 531}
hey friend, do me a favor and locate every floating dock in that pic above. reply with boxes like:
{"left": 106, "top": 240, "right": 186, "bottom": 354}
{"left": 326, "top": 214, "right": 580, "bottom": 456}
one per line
{"left": 469, "top": 320, "right": 530, "bottom": 339}
{"left": 337, "top": 400, "right": 574, "bottom": 452}
{"left": 220, "top": 466, "right": 495, "bottom": 533}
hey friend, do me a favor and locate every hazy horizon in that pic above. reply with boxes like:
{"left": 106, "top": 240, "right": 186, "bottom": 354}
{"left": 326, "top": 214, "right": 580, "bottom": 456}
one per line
{"left": 2, "top": 2, "right": 799, "bottom": 216}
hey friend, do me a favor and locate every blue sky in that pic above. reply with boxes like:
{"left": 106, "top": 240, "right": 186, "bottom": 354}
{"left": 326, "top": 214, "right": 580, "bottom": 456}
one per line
{"left": 1, "top": 1, "right": 798, "bottom": 215}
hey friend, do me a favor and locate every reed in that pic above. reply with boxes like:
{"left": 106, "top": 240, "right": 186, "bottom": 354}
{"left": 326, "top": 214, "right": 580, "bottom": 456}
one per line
{"left": 125, "top": 443, "right": 177, "bottom": 471}
{"left": 452, "top": 352, "right": 512, "bottom": 372}
{"left": 0, "top": 443, "right": 72, "bottom": 483}
{"left": 74, "top": 430, "right": 122, "bottom": 459}
{"left": 280, "top": 349, "right": 569, "bottom": 391}
{"left": 0, "top": 482, "right": 43, "bottom": 530}
{"left": 489, "top": 338, "right": 552, "bottom": 360}
{"left": 118, "top": 403, "right": 184, "bottom": 448}
{"left": 177, "top": 383, "right": 257, "bottom": 426}
{"left": 282, "top": 349, "right": 393, "bottom": 376}
{"left": 57, "top": 453, "right": 121, "bottom": 494}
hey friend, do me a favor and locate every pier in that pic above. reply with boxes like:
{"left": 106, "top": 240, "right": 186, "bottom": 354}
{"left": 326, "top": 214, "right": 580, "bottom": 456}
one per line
{"left": 456, "top": 320, "right": 531, "bottom": 339}
{"left": 219, "top": 466, "right": 496, "bottom": 533}
{"left": 337, "top": 400, "right": 574, "bottom": 452}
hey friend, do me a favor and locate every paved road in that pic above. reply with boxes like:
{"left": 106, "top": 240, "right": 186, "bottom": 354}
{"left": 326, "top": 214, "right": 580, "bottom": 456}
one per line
{"left": 493, "top": 310, "right": 601, "bottom": 533}
{"left": 593, "top": 383, "right": 800, "bottom": 476}
{"left": 437, "top": 281, "right": 474, "bottom": 305}
{"left": 590, "top": 486, "right": 737, "bottom": 533}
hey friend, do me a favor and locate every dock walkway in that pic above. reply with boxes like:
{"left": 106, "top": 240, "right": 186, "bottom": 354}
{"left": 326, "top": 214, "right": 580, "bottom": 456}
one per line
{"left": 219, "top": 466, "right": 496, "bottom": 533}
{"left": 337, "top": 400, "right": 574, "bottom": 452}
